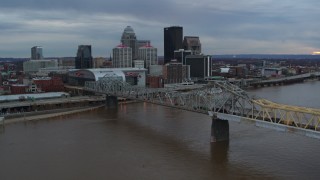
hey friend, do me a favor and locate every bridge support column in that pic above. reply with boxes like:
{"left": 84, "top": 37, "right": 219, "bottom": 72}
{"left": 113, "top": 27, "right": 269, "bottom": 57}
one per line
{"left": 211, "top": 117, "right": 229, "bottom": 142}
{"left": 106, "top": 95, "right": 118, "bottom": 109}
{"left": 210, "top": 141, "right": 229, "bottom": 163}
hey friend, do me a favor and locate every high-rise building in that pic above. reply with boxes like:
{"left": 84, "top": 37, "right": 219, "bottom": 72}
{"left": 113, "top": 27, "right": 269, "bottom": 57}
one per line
{"left": 174, "top": 49, "right": 192, "bottom": 65}
{"left": 75, "top": 45, "right": 93, "bottom": 69}
{"left": 162, "top": 61, "right": 189, "bottom": 84}
{"left": 121, "top": 26, "right": 137, "bottom": 60}
{"left": 136, "top": 40, "right": 150, "bottom": 58}
{"left": 31, "top": 46, "right": 43, "bottom": 60}
{"left": 138, "top": 43, "right": 158, "bottom": 70}
{"left": 185, "top": 55, "right": 212, "bottom": 79}
{"left": 183, "top": 36, "right": 201, "bottom": 55}
{"left": 112, "top": 44, "right": 132, "bottom": 68}
{"left": 120, "top": 26, "right": 153, "bottom": 61}
{"left": 164, "top": 26, "right": 183, "bottom": 64}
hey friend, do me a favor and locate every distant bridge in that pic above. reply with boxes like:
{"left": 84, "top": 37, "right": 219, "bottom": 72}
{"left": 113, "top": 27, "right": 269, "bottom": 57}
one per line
{"left": 248, "top": 72, "right": 320, "bottom": 87}
{"left": 227, "top": 72, "right": 320, "bottom": 88}
{"left": 85, "top": 76, "right": 320, "bottom": 141}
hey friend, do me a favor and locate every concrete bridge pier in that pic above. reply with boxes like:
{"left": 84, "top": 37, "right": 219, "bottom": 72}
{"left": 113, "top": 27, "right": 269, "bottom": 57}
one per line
{"left": 210, "top": 141, "right": 229, "bottom": 163}
{"left": 211, "top": 117, "right": 229, "bottom": 142}
{"left": 106, "top": 95, "right": 118, "bottom": 109}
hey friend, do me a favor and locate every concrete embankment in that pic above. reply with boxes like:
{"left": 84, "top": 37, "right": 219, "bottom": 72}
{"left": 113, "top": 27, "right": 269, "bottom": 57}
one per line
{"left": 2, "top": 105, "right": 105, "bottom": 125}
{"left": 1, "top": 100, "right": 140, "bottom": 125}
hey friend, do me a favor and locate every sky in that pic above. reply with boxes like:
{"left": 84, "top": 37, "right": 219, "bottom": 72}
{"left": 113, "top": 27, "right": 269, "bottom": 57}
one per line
{"left": 0, "top": 0, "right": 320, "bottom": 58}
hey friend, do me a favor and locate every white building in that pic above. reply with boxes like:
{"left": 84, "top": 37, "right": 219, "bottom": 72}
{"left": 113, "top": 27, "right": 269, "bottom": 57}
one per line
{"left": 68, "top": 68, "right": 147, "bottom": 87}
{"left": 112, "top": 44, "right": 132, "bottom": 68}
{"left": 138, "top": 44, "right": 157, "bottom": 70}
{"left": 136, "top": 40, "right": 150, "bottom": 58}
{"left": 133, "top": 60, "right": 145, "bottom": 69}
{"left": 23, "top": 59, "right": 58, "bottom": 73}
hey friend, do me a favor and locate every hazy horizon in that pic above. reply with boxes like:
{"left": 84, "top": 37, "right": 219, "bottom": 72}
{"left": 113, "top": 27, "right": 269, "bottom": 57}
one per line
{"left": 1, "top": 54, "right": 320, "bottom": 60}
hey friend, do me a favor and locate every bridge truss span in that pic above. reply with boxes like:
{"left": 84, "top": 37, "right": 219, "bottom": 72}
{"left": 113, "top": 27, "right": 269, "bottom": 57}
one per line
{"left": 85, "top": 77, "right": 320, "bottom": 139}
{"left": 251, "top": 99, "right": 320, "bottom": 131}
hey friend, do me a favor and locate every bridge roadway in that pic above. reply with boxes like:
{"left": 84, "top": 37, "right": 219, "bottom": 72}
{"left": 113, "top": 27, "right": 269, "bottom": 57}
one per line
{"left": 84, "top": 76, "right": 320, "bottom": 141}
{"left": 228, "top": 72, "right": 320, "bottom": 88}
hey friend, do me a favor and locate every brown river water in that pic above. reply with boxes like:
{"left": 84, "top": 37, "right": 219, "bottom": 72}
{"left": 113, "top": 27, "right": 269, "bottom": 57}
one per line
{"left": 1, "top": 81, "right": 320, "bottom": 180}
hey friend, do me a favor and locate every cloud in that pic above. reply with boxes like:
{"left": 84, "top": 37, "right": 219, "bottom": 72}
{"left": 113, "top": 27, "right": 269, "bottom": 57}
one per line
{"left": 0, "top": 0, "right": 320, "bottom": 57}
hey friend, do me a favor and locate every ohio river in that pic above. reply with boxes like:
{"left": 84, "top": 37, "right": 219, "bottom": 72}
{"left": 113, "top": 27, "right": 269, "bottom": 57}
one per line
{"left": 1, "top": 81, "right": 320, "bottom": 180}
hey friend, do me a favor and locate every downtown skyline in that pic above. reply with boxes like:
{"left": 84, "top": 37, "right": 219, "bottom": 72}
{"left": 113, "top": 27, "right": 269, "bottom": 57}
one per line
{"left": 1, "top": 0, "right": 320, "bottom": 57}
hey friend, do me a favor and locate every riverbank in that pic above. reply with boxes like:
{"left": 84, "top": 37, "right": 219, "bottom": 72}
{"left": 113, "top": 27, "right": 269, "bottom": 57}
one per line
{"left": 1, "top": 99, "right": 140, "bottom": 126}
{"left": 1, "top": 105, "right": 105, "bottom": 125}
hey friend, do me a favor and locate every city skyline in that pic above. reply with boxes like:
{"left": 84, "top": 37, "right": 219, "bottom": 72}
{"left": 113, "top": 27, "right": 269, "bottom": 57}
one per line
{"left": 1, "top": 0, "right": 320, "bottom": 57}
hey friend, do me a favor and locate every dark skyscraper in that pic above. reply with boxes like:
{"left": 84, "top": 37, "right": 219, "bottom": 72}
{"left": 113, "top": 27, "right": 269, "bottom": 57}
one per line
{"left": 75, "top": 45, "right": 93, "bottom": 69}
{"left": 164, "top": 26, "right": 183, "bottom": 64}
{"left": 185, "top": 55, "right": 212, "bottom": 79}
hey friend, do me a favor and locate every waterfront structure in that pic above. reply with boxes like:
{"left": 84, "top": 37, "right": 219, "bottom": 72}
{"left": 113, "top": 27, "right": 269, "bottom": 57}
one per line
{"left": 164, "top": 26, "right": 183, "bottom": 64}
{"left": 8, "top": 77, "right": 64, "bottom": 94}
{"left": 185, "top": 55, "right": 212, "bottom": 79}
{"left": 112, "top": 44, "right": 132, "bottom": 68}
{"left": 183, "top": 36, "right": 201, "bottom": 55}
{"left": 138, "top": 43, "right": 158, "bottom": 70}
{"left": 23, "top": 59, "right": 58, "bottom": 73}
{"left": 121, "top": 26, "right": 137, "bottom": 60}
{"left": 0, "top": 92, "right": 69, "bottom": 102}
{"left": 174, "top": 49, "right": 192, "bottom": 65}
{"left": 31, "top": 46, "right": 43, "bottom": 60}
{"left": 75, "top": 45, "right": 93, "bottom": 69}
{"left": 32, "top": 77, "right": 65, "bottom": 92}
{"left": 10, "top": 84, "right": 28, "bottom": 94}
{"left": 147, "top": 75, "right": 164, "bottom": 88}
{"left": 68, "top": 68, "right": 147, "bottom": 86}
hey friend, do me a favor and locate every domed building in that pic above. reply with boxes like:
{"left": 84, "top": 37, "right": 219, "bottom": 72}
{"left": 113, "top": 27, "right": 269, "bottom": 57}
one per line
{"left": 121, "top": 26, "right": 137, "bottom": 59}
{"left": 68, "top": 68, "right": 147, "bottom": 87}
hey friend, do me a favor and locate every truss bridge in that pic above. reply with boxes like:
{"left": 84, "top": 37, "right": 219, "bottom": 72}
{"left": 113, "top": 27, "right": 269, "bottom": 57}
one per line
{"left": 85, "top": 76, "right": 320, "bottom": 142}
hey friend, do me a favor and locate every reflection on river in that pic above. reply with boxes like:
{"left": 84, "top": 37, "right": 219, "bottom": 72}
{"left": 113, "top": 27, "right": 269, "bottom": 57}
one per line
{"left": 0, "top": 81, "right": 320, "bottom": 179}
